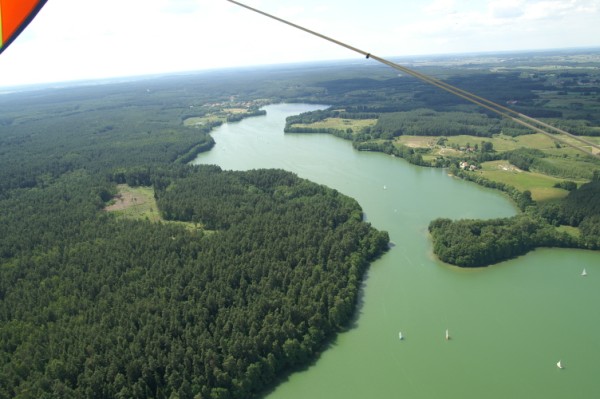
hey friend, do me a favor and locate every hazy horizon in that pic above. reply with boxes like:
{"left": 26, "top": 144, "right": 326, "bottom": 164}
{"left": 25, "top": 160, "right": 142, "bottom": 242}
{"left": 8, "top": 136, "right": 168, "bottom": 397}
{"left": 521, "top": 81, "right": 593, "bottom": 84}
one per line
{"left": 2, "top": 45, "right": 599, "bottom": 94}
{"left": 1, "top": 0, "right": 599, "bottom": 88}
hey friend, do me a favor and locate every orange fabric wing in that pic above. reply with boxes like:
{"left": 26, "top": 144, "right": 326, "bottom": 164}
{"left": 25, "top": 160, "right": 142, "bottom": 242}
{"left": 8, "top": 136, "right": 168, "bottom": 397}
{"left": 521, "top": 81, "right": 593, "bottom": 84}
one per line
{"left": 0, "top": 0, "right": 48, "bottom": 54}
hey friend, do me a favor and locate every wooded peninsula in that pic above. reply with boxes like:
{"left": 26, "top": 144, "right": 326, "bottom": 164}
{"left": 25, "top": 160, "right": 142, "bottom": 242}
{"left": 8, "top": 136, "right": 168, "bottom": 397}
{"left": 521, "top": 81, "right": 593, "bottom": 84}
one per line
{"left": 1, "top": 49, "right": 600, "bottom": 397}
{"left": 282, "top": 50, "right": 600, "bottom": 266}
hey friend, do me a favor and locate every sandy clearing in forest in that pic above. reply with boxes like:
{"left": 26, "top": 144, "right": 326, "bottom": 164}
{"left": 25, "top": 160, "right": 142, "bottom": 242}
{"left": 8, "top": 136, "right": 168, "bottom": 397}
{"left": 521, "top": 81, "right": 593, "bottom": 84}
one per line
{"left": 104, "top": 188, "right": 147, "bottom": 212}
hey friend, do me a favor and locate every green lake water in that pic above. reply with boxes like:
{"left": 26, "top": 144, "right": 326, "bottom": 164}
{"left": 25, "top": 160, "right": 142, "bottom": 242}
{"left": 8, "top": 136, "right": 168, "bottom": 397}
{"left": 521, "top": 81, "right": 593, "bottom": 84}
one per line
{"left": 193, "top": 104, "right": 600, "bottom": 399}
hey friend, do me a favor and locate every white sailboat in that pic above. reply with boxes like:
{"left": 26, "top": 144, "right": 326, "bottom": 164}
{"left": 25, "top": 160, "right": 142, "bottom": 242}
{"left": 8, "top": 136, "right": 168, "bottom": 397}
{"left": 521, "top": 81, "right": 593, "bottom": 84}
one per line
{"left": 398, "top": 331, "right": 403, "bottom": 340}
{"left": 581, "top": 268, "right": 587, "bottom": 276}
{"left": 557, "top": 360, "right": 564, "bottom": 369}
{"left": 445, "top": 329, "right": 450, "bottom": 340}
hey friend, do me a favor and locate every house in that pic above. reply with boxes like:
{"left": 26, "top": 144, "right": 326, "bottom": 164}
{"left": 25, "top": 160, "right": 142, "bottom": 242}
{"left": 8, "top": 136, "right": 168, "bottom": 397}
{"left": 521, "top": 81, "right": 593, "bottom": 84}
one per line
{"left": 459, "top": 161, "right": 478, "bottom": 171}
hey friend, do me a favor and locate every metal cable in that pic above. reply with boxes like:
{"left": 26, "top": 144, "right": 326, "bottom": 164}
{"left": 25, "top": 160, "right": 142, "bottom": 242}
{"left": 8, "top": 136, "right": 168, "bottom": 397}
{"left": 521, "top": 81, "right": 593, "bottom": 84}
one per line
{"left": 226, "top": 0, "right": 600, "bottom": 158}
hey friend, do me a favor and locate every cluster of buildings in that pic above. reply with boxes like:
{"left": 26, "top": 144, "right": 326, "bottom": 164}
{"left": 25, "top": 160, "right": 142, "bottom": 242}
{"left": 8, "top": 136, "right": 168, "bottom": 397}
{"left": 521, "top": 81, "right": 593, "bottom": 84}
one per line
{"left": 459, "top": 161, "right": 478, "bottom": 171}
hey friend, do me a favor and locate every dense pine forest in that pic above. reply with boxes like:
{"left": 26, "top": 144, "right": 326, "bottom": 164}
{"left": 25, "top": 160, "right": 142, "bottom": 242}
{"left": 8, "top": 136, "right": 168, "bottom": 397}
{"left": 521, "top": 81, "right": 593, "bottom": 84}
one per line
{"left": 0, "top": 165, "right": 387, "bottom": 398}
{"left": 427, "top": 179, "right": 600, "bottom": 267}
{"left": 0, "top": 66, "right": 392, "bottom": 398}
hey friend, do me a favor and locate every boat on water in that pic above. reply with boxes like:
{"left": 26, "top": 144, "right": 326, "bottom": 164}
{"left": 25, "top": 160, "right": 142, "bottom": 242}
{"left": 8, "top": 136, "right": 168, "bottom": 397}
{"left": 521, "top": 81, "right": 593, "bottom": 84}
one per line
{"left": 557, "top": 360, "right": 564, "bottom": 369}
{"left": 445, "top": 329, "right": 450, "bottom": 340}
{"left": 398, "top": 331, "right": 403, "bottom": 340}
{"left": 582, "top": 268, "right": 587, "bottom": 276}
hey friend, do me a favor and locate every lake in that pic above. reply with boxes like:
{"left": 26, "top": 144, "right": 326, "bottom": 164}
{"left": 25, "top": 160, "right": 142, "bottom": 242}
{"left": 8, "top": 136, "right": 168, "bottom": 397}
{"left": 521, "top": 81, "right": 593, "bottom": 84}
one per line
{"left": 193, "top": 104, "right": 600, "bottom": 399}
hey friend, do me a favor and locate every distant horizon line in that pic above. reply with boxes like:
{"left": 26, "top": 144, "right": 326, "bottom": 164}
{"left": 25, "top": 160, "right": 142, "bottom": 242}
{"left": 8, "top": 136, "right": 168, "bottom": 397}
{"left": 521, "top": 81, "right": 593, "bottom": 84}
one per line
{"left": 2, "top": 45, "right": 599, "bottom": 94}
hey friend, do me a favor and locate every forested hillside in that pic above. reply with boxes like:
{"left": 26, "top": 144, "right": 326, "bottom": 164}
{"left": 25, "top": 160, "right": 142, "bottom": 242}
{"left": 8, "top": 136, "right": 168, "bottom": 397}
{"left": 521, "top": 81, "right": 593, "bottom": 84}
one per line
{"left": 428, "top": 215, "right": 576, "bottom": 267}
{"left": 428, "top": 176, "right": 600, "bottom": 266}
{"left": 280, "top": 51, "right": 600, "bottom": 266}
{"left": 0, "top": 67, "right": 390, "bottom": 398}
{"left": 0, "top": 166, "right": 387, "bottom": 398}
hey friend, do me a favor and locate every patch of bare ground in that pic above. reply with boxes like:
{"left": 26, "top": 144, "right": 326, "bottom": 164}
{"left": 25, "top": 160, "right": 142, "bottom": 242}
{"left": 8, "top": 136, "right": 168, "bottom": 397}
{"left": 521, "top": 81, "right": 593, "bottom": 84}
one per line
{"left": 104, "top": 190, "right": 146, "bottom": 212}
{"left": 496, "top": 162, "right": 522, "bottom": 172}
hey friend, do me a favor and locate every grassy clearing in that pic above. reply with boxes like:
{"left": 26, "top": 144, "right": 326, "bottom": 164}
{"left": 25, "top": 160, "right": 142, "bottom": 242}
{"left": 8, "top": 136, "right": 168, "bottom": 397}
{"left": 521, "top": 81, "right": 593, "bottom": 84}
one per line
{"left": 433, "top": 147, "right": 463, "bottom": 157}
{"left": 183, "top": 106, "right": 267, "bottom": 127}
{"left": 443, "top": 133, "right": 560, "bottom": 152}
{"left": 105, "top": 185, "right": 161, "bottom": 221}
{"left": 512, "top": 134, "right": 558, "bottom": 150}
{"left": 223, "top": 107, "right": 249, "bottom": 114}
{"left": 505, "top": 133, "right": 600, "bottom": 157}
{"left": 395, "top": 135, "right": 436, "bottom": 148}
{"left": 105, "top": 185, "right": 199, "bottom": 231}
{"left": 477, "top": 161, "right": 569, "bottom": 201}
{"left": 444, "top": 135, "right": 494, "bottom": 149}
{"left": 558, "top": 135, "right": 600, "bottom": 156}
{"left": 556, "top": 225, "right": 581, "bottom": 238}
{"left": 292, "top": 117, "right": 377, "bottom": 132}
{"left": 183, "top": 115, "right": 225, "bottom": 126}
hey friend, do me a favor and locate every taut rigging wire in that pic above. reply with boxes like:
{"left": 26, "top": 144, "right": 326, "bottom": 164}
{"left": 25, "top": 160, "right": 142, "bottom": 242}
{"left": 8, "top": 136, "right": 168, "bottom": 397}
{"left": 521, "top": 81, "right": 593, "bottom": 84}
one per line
{"left": 226, "top": 0, "right": 600, "bottom": 159}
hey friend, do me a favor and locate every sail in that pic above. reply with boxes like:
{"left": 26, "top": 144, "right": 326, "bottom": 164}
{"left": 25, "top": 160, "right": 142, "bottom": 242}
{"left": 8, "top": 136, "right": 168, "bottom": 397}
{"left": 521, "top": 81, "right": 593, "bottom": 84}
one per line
{"left": 0, "top": 0, "right": 48, "bottom": 54}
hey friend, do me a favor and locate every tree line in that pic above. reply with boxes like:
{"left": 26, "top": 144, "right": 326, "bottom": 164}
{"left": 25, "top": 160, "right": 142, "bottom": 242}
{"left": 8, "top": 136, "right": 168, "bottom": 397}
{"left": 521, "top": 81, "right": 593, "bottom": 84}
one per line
{"left": 429, "top": 178, "right": 600, "bottom": 266}
{"left": 0, "top": 165, "right": 389, "bottom": 398}
{"left": 0, "top": 70, "right": 391, "bottom": 398}
{"left": 2, "top": 53, "right": 599, "bottom": 394}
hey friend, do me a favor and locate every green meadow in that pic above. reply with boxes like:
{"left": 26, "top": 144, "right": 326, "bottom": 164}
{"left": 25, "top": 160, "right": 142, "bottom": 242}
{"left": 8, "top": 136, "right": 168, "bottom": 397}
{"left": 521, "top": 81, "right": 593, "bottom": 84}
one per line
{"left": 105, "top": 185, "right": 200, "bottom": 230}
{"left": 477, "top": 160, "right": 570, "bottom": 201}
{"left": 291, "top": 117, "right": 377, "bottom": 133}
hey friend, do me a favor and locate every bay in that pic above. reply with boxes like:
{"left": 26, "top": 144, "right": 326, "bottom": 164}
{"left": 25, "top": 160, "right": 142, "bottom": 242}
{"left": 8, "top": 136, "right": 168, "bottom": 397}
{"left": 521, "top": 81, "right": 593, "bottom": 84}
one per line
{"left": 193, "top": 103, "right": 600, "bottom": 399}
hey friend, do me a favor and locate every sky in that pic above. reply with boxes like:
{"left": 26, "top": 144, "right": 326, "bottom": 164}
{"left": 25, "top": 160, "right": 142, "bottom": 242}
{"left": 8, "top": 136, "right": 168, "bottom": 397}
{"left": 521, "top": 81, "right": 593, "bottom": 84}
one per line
{"left": 0, "top": 0, "right": 599, "bottom": 87}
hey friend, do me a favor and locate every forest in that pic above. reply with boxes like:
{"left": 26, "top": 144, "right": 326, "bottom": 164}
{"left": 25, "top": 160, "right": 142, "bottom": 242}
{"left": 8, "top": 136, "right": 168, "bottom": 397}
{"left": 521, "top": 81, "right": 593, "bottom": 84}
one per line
{"left": 427, "top": 215, "right": 574, "bottom": 267}
{"left": 0, "top": 65, "right": 395, "bottom": 398}
{"left": 428, "top": 177, "right": 600, "bottom": 266}
{"left": 2, "top": 50, "right": 600, "bottom": 397}
{"left": 280, "top": 51, "right": 600, "bottom": 266}
{"left": 0, "top": 165, "right": 388, "bottom": 398}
